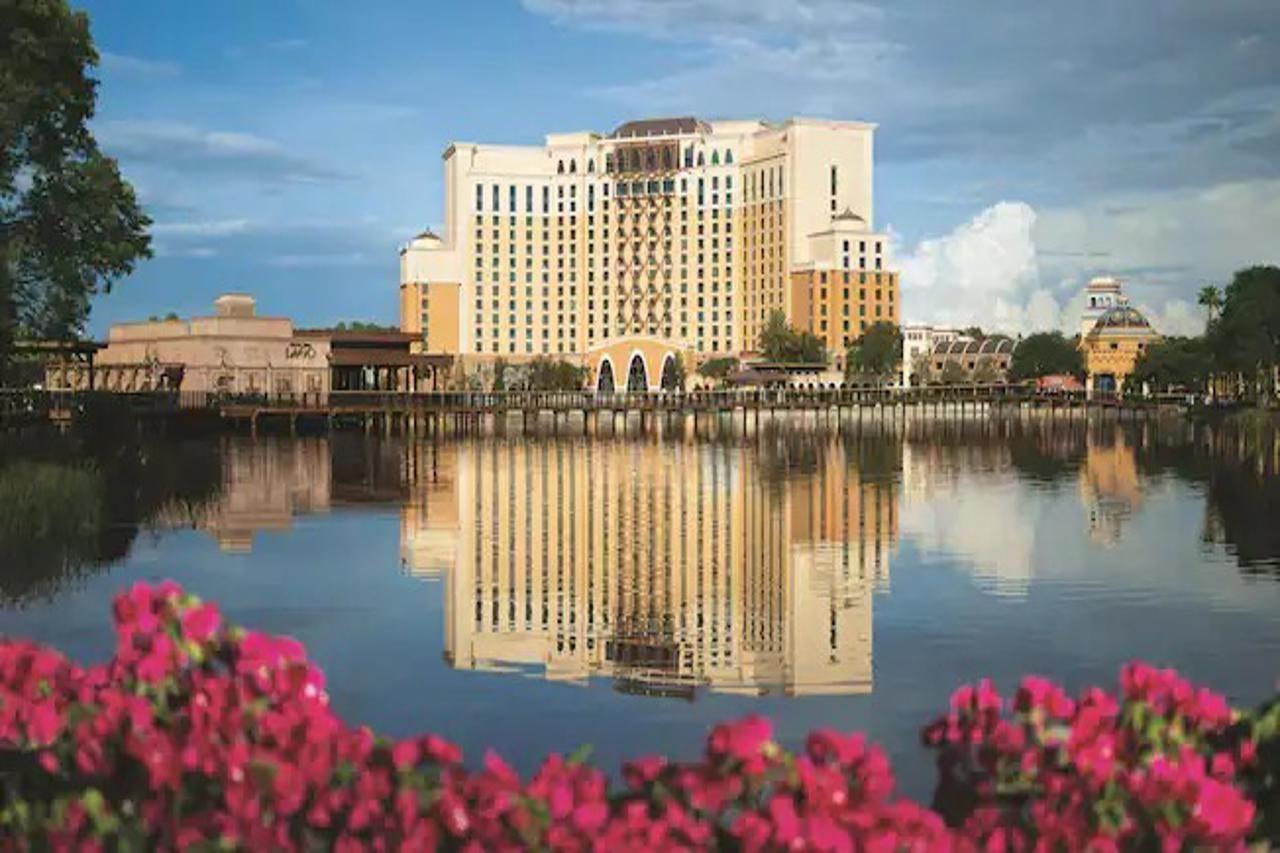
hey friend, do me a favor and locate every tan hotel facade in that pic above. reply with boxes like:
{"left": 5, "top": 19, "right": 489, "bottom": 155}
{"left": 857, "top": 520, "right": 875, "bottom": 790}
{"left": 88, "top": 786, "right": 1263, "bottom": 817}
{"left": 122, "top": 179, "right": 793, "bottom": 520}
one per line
{"left": 399, "top": 117, "right": 898, "bottom": 387}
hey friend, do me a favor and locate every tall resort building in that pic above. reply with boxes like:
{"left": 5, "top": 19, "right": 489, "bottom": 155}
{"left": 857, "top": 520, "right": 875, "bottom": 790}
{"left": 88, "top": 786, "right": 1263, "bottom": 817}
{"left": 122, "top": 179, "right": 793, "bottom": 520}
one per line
{"left": 399, "top": 117, "right": 899, "bottom": 390}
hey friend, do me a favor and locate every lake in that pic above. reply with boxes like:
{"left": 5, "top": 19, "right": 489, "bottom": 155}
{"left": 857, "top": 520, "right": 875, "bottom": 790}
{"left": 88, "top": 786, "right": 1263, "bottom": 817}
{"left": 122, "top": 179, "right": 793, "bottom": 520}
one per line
{"left": 1, "top": 414, "right": 1278, "bottom": 799}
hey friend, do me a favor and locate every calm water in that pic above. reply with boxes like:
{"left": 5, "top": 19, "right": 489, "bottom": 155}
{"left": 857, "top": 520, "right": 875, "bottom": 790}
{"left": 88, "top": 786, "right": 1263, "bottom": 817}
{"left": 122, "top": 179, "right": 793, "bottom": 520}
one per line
{"left": 1, "top": 416, "right": 1278, "bottom": 798}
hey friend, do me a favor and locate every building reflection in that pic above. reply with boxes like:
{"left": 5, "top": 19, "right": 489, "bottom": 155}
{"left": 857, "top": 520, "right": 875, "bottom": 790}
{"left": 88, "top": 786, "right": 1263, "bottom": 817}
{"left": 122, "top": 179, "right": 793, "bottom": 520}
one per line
{"left": 402, "top": 438, "right": 896, "bottom": 697}
{"left": 1079, "top": 428, "right": 1144, "bottom": 547}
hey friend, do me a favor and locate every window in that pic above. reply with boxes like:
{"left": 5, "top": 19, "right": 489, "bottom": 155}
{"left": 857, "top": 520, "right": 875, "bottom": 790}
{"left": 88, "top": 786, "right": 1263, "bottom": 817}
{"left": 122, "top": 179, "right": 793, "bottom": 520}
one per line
{"left": 711, "top": 150, "right": 720, "bottom": 166}
{"left": 492, "top": 184, "right": 499, "bottom": 211}
{"left": 725, "top": 149, "right": 733, "bottom": 164}
{"left": 697, "top": 150, "right": 705, "bottom": 167}
{"left": 587, "top": 158, "right": 595, "bottom": 173}
{"left": 475, "top": 184, "right": 483, "bottom": 212}
{"left": 542, "top": 186, "right": 549, "bottom": 214}
{"left": 557, "top": 160, "right": 565, "bottom": 174}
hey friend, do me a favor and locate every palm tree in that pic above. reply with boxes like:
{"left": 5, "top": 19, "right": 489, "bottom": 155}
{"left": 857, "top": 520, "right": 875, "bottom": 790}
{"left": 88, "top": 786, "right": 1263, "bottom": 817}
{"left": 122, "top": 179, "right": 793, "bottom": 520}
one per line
{"left": 1197, "top": 285, "right": 1222, "bottom": 326}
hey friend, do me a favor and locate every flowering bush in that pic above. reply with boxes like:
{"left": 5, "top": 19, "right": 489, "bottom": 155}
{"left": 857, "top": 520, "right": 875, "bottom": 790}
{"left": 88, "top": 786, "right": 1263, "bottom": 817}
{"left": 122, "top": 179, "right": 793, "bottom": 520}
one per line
{"left": 922, "top": 668, "right": 1280, "bottom": 850}
{"left": 0, "top": 582, "right": 1274, "bottom": 850}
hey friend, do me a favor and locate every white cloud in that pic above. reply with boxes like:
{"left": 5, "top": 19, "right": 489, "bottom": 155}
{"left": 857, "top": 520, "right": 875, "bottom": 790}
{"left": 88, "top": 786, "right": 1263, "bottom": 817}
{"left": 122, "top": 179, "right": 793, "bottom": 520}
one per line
{"left": 98, "top": 120, "right": 350, "bottom": 184}
{"left": 896, "top": 178, "right": 1280, "bottom": 336}
{"left": 99, "top": 51, "right": 180, "bottom": 78}
{"left": 152, "top": 219, "right": 251, "bottom": 238}
{"left": 268, "top": 253, "right": 373, "bottom": 268}
{"left": 896, "top": 201, "right": 1057, "bottom": 334}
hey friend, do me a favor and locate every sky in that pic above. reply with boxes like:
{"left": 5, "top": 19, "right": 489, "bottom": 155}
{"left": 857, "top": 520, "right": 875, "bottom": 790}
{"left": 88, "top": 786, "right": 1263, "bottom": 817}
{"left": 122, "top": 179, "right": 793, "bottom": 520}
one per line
{"left": 78, "top": 0, "right": 1280, "bottom": 338}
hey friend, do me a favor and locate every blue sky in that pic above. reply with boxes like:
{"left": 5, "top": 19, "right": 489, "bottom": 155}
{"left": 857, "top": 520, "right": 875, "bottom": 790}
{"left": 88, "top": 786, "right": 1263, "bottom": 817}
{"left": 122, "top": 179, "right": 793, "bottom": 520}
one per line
{"left": 81, "top": 0, "right": 1280, "bottom": 336}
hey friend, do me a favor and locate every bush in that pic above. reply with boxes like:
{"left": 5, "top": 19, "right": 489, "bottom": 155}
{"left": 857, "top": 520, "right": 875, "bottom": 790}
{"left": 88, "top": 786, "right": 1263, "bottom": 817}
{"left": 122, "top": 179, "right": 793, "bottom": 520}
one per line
{"left": 0, "top": 583, "right": 1275, "bottom": 848}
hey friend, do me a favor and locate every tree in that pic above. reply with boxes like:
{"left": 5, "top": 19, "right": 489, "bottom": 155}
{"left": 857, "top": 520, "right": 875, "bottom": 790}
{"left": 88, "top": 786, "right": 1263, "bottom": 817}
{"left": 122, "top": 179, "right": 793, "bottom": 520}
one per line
{"left": 333, "top": 321, "right": 396, "bottom": 332}
{"left": 1010, "top": 332, "right": 1084, "bottom": 381}
{"left": 758, "top": 310, "right": 826, "bottom": 364}
{"left": 972, "top": 360, "right": 1000, "bottom": 384}
{"left": 1197, "top": 285, "right": 1223, "bottom": 327}
{"left": 492, "top": 357, "right": 508, "bottom": 391}
{"left": 962, "top": 326, "right": 986, "bottom": 341}
{"left": 1, "top": 0, "right": 151, "bottom": 375}
{"left": 1208, "top": 266, "right": 1280, "bottom": 403}
{"left": 1130, "top": 336, "right": 1211, "bottom": 394}
{"left": 697, "top": 357, "right": 737, "bottom": 382}
{"left": 660, "top": 355, "right": 686, "bottom": 390}
{"left": 845, "top": 321, "right": 901, "bottom": 384}
{"left": 525, "top": 357, "right": 587, "bottom": 391}
{"left": 940, "top": 361, "right": 969, "bottom": 385}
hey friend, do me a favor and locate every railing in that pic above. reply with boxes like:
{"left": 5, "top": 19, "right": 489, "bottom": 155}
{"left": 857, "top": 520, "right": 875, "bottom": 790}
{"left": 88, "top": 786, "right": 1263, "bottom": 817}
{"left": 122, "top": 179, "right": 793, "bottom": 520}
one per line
{"left": 1, "top": 385, "right": 1183, "bottom": 425}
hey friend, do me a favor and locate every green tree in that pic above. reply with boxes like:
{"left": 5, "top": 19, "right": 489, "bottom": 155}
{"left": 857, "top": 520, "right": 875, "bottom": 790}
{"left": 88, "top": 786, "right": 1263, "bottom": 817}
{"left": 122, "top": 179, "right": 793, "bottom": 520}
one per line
{"left": 962, "top": 326, "right": 986, "bottom": 341}
{"left": 940, "top": 360, "right": 969, "bottom": 385}
{"left": 1130, "top": 336, "right": 1211, "bottom": 394}
{"left": 845, "top": 321, "right": 901, "bottom": 384}
{"left": 1197, "top": 285, "right": 1222, "bottom": 326}
{"left": 972, "top": 360, "right": 1000, "bottom": 384}
{"left": 526, "top": 357, "right": 587, "bottom": 391}
{"left": 492, "top": 357, "right": 508, "bottom": 391}
{"left": 1, "top": 0, "right": 151, "bottom": 375}
{"left": 660, "top": 354, "right": 686, "bottom": 390}
{"left": 758, "top": 310, "right": 826, "bottom": 364}
{"left": 697, "top": 356, "right": 737, "bottom": 381}
{"left": 333, "top": 321, "right": 396, "bottom": 332}
{"left": 1010, "top": 332, "right": 1083, "bottom": 381}
{"left": 1208, "top": 266, "right": 1280, "bottom": 403}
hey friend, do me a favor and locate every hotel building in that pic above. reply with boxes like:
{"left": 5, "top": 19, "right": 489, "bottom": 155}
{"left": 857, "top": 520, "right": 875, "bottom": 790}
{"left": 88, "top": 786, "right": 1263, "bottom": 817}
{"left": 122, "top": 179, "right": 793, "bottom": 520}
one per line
{"left": 399, "top": 117, "right": 899, "bottom": 389}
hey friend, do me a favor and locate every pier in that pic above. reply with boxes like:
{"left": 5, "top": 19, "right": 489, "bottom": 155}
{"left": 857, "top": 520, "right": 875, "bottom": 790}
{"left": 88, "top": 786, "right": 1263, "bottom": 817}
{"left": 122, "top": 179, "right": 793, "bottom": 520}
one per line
{"left": 0, "top": 385, "right": 1189, "bottom": 436}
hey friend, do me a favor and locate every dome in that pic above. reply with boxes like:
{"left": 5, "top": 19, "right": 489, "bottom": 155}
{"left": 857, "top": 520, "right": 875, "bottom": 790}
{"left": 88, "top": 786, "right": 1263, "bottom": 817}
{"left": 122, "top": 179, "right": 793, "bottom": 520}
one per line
{"left": 1093, "top": 306, "right": 1151, "bottom": 330}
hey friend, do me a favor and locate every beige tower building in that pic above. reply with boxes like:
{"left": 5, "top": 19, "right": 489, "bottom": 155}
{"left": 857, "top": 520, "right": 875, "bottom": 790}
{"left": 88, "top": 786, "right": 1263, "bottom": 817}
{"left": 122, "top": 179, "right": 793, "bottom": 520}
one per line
{"left": 399, "top": 117, "right": 898, "bottom": 388}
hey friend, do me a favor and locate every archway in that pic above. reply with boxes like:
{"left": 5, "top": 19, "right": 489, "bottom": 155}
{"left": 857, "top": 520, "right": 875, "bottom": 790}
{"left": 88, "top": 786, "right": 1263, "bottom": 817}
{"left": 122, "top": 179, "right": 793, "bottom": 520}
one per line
{"left": 626, "top": 354, "right": 649, "bottom": 392}
{"left": 596, "top": 359, "right": 615, "bottom": 393}
{"left": 659, "top": 354, "right": 683, "bottom": 391}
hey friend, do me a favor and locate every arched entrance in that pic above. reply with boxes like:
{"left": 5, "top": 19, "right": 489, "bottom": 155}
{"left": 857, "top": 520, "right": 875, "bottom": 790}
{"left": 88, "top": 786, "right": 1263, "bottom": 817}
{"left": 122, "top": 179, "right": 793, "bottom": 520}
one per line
{"left": 626, "top": 354, "right": 649, "bottom": 392}
{"left": 596, "top": 359, "right": 615, "bottom": 393}
{"left": 659, "top": 354, "right": 683, "bottom": 391}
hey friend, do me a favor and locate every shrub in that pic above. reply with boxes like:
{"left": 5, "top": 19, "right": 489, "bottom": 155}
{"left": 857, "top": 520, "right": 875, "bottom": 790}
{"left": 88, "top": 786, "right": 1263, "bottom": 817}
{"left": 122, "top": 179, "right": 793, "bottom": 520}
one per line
{"left": 0, "top": 582, "right": 1275, "bottom": 849}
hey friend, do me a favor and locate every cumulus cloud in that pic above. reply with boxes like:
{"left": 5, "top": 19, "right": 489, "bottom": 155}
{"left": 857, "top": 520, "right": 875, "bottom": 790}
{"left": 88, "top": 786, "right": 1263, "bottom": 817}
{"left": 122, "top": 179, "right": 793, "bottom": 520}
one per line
{"left": 897, "top": 201, "right": 1061, "bottom": 334}
{"left": 98, "top": 120, "right": 351, "bottom": 184}
{"left": 896, "top": 177, "right": 1280, "bottom": 336}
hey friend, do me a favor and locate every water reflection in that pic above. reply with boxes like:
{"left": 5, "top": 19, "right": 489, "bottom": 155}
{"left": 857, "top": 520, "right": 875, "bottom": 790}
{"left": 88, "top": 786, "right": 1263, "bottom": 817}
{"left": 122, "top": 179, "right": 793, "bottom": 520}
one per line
{"left": 400, "top": 438, "right": 894, "bottom": 697}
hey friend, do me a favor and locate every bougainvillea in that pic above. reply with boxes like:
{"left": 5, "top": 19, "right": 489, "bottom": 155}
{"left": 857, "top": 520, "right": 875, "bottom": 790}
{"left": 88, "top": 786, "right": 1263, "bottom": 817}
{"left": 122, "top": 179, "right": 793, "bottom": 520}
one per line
{"left": 0, "top": 581, "right": 1275, "bottom": 850}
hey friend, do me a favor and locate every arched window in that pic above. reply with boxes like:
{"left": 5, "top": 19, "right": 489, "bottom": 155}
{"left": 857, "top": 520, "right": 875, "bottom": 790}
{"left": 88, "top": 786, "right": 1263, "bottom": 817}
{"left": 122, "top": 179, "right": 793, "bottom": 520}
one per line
{"left": 587, "top": 158, "right": 595, "bottom": 173}
{"left": 569, "top": 159, "right": 576, "bottom": 173}
{"left": 557, "top": 160, "right": 564, "bottom": 174}
{"left": 661, "top": 148, "right": 672, "bottom": 169}
{"left": 604, "top": 153, "right": 613, "bottom": 172}
{"left": 711, "top": 150, "right": 720, "bottom": 166}
{"left": 697, "top": 151, "right": 705, "bottom": 167}
{"left": 684, "top": 147, "right": 693, "bottom": 167}
{"left": 645, "top": 149, "right": 655, "bottom": 169}
{"left": 725, "top": 149, "right": 734, "bottom": 164}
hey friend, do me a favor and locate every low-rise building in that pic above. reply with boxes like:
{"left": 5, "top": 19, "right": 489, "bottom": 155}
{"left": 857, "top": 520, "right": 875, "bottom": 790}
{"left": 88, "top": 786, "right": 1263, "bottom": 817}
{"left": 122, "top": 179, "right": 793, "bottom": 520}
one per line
{"left": 46, "top": 294, "right": 435, "bottom": 398}
{"left": 1081, "top": 305, "right": 1160, "bottom": 396}
{"left": 901, "top": 325, "right": 969, "bottom": 387}
{"left": 929, "top": 336, "right": 1015, "bottom": 383}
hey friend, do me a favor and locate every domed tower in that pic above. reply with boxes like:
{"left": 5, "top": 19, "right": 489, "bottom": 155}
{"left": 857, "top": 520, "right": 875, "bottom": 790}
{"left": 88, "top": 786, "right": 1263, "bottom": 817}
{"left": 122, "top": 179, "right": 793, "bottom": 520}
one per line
{"left": 1080, "top": 276, "right": 1126, "bottom": 337}
{"left": 1082, "top": 304, "right": 1160, "bottom": 397}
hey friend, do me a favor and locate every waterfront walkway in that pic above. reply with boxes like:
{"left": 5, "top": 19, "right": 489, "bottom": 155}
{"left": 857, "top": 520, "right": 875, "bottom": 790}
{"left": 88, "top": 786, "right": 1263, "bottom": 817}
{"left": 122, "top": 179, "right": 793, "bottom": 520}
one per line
{"left": 1, "top": 385, "right": 1189, "bottom": 434}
